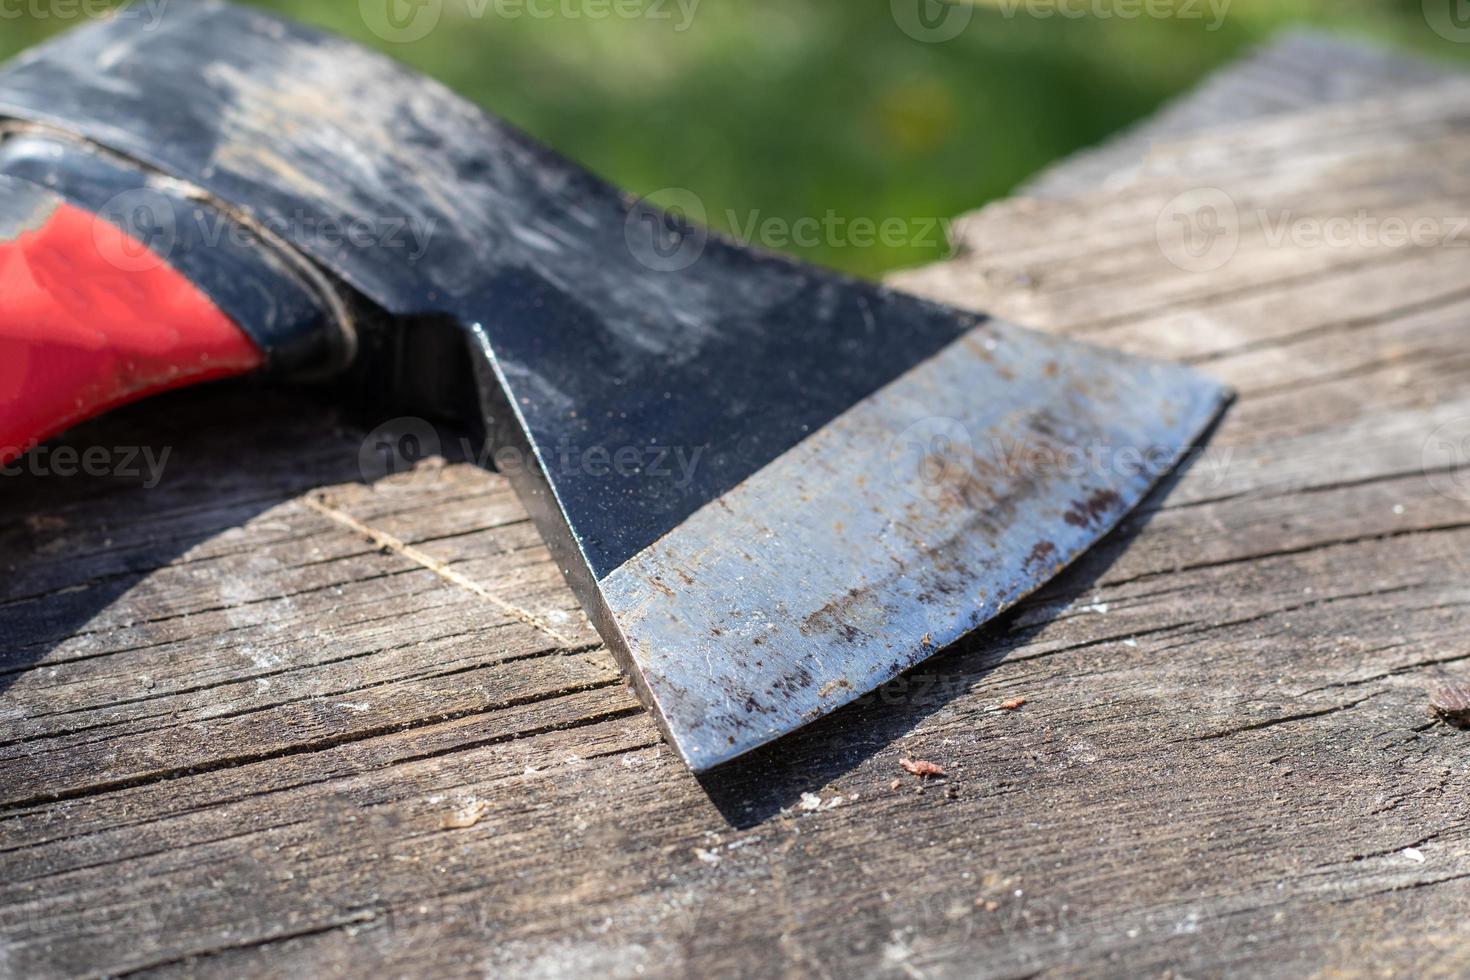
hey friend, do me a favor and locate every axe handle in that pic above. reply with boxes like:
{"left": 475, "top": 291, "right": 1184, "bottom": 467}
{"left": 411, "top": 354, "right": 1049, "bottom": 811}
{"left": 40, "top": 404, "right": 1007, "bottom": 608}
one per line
{"left": 0, "top": 194, "right": 261, "bottom": 463}
{"left": 0, "top": 133, "right": 349, "bottom": 462}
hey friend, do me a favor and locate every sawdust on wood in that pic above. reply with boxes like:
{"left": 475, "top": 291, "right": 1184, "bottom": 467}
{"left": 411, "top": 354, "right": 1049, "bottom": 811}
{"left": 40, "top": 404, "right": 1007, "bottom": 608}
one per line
{"left": 1429, "top": 684, "right": 1470, "bottom": 726}
{"left": 441, "top": 800, "right": 492, "bottom": 830}
{"left": 900, "top": 758, "right": 946, "bottom": 778}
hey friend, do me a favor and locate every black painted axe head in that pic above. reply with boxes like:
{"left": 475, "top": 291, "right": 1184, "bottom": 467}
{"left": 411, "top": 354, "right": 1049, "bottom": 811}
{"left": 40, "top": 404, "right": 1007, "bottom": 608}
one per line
{"left": 0, "top": 2, "right": 1228, "bottom": 771}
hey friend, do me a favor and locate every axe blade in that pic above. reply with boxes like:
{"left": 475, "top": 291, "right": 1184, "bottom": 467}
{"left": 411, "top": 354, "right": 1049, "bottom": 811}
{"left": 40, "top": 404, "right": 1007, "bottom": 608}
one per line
{"left": 588, "top": 321, "right": 1224, "bottom": 770}
{"left": 0, "top": 1, "right": 1229, "bottom": 771}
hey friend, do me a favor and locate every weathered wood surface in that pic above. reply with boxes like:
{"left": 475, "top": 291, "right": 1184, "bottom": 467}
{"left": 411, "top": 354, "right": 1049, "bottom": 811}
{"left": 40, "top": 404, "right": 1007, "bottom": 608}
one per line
{"left": 1020, "top": 31, "right": 1455, "bottom": 199}
{"left": 5, "top": 34, "right": 1470, "bottom": 980}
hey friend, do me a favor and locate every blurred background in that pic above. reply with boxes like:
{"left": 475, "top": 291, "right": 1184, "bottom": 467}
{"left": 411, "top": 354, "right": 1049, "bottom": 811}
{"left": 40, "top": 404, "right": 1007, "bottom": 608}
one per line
{"left": 3, "top": 0, "right": 1464, "bottom": 278}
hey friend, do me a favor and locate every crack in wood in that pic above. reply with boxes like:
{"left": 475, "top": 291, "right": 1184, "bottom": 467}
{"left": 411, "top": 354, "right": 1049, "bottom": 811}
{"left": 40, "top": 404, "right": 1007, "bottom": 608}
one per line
{"left": 301, "top": 495, "right": 575, "bottom": 648}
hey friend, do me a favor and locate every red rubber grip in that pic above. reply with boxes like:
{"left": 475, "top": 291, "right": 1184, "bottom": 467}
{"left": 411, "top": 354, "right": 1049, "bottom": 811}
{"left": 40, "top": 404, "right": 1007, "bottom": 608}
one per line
{"left": 0, "top": 201, "right": 262, "bottom": 464}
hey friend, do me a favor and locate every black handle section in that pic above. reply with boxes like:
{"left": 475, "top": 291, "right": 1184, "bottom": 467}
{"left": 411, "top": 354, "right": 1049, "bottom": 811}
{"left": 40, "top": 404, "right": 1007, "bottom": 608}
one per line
{"left": 0, "top": 129, "right": 348, "bottom": 378}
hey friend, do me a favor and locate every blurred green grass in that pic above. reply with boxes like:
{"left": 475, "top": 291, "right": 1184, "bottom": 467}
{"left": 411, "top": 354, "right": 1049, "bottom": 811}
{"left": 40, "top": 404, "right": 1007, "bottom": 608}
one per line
{"left": 3, "top": 0, "right": 1466, "bottom": 277}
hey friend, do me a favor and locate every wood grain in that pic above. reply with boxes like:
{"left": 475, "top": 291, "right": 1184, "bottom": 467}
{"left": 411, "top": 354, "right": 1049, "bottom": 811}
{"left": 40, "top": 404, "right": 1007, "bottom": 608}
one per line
{"left": 4, "top": 34, "right": 1470, "bottom": 980}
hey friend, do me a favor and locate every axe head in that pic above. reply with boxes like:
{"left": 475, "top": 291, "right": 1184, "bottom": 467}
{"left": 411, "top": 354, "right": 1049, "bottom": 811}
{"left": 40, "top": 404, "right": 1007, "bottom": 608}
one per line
{"left": 0, "top": 2, "right": 1228, "bottom": 771}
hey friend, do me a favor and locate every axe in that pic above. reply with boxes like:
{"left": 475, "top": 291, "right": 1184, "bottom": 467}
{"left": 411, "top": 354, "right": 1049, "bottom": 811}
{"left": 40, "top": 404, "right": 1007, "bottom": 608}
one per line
{"left": 0, "top": 2, "right": 1228, "bottom": 771}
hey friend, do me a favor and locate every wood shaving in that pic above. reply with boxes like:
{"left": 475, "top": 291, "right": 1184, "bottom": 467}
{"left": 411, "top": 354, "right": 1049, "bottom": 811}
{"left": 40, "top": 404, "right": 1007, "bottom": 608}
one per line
{"left": 441, "top": 799, "right": 491, "bottom": 829}
{"left": 1429, "top": 684, "right": 1470, "bottom": 726}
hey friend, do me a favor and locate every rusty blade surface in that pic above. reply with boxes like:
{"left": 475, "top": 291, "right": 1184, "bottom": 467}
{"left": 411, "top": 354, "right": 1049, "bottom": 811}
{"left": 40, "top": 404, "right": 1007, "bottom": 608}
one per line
{"left": 598, "top": 321, "right": 1228, "bottom": 771}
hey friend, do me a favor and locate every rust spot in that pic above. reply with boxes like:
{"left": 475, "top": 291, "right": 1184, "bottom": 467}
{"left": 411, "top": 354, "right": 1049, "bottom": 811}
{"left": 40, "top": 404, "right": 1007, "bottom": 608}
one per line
{"left": 801, "top": 584, "right": 880, "bottom": 640}
{"left": 1028, "top": 411, "right": 1060, "bottom": 439}
{"left": 769, "top": 666, "right": 815, "bottom": 699}
{"left": 1023, "top": 540, "right": 1056, "bottom": 571}
{"left": 1063, "top": 489, "right": 1122, "bottom": 529}
{"left": 740, "top": 693, "right": 771, "bottom": 715}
